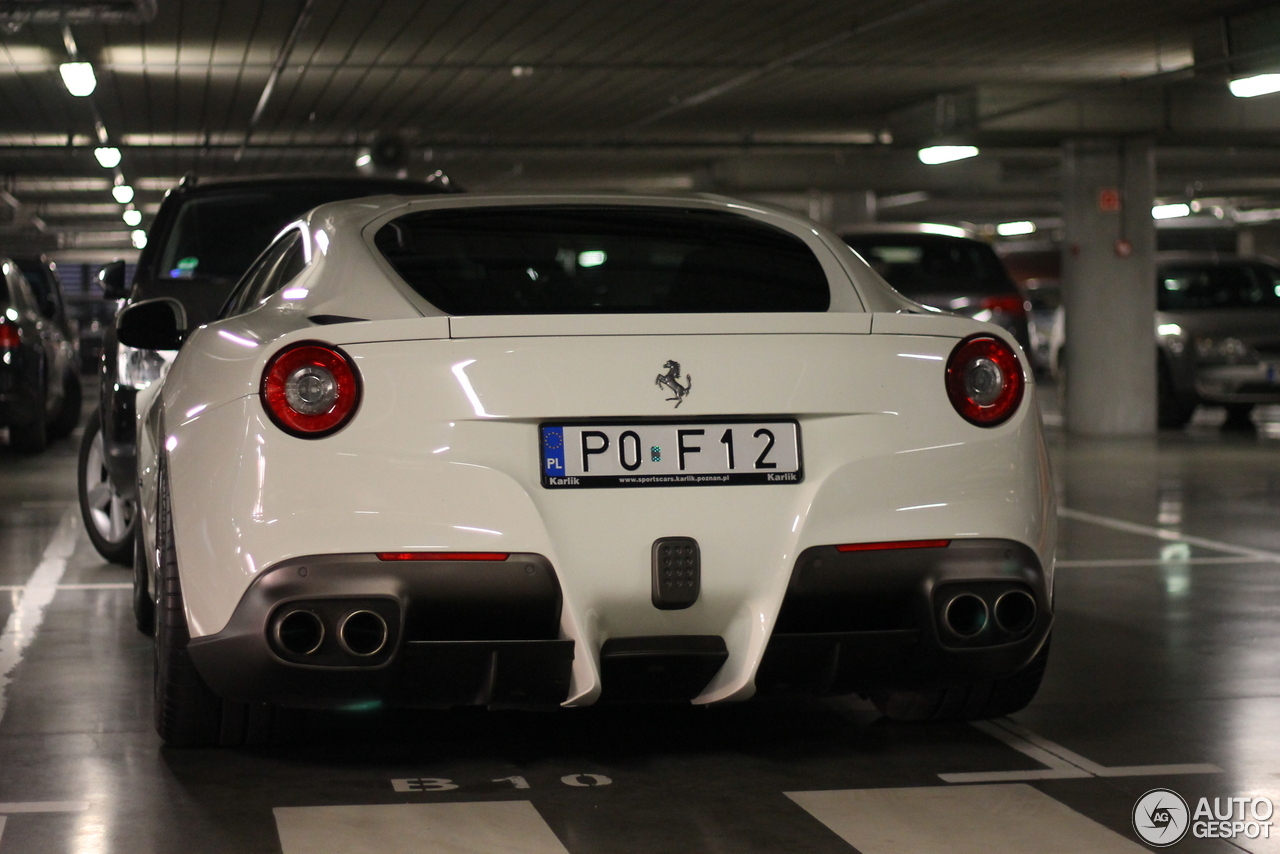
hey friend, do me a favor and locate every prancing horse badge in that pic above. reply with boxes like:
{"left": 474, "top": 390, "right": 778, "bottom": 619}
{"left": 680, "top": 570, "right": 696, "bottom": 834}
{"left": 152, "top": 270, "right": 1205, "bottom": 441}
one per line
{"left": 655, "top": 359, "right": 692, "bottom": 408}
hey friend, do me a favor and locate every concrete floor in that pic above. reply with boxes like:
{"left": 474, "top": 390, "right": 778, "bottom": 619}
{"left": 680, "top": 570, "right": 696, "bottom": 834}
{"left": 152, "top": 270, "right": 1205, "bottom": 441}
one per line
{"left": 2, "top": 397, "right": 1279, "bottom": 853}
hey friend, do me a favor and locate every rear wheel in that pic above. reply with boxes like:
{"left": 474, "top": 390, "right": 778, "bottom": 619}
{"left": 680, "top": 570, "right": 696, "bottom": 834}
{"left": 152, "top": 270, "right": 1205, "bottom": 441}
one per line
{"left": 9, "top": 414, "right": 47, "bottom": 453}
{"left": 132, "top": 530, "right": 154, "bottom": 636}
{"left": 1223, "top": 403, "right": 1255, "bottom": 431}
{"left": 153, "top": 465, "right": 223, "bottom": 747}
{"left": 78, "top": 408, "right": 136, "bottom": 565}
{"left": 870, "top": 636, "right": 1051, "bottom": 722}
{"left": 1157, "top": 360, "right": 1195, "bottom": 429}
{"left": 48, "top": 369, "right": 81, "bottom": 440}
{"left": 153, "top": 462, "right": 297, "bottom": 747}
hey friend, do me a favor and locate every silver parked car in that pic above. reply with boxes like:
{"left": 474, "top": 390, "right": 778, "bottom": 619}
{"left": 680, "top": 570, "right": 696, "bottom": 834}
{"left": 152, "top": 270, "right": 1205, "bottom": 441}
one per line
{"left": 1157, "top": 252, "right": 1280, "bottom": 429}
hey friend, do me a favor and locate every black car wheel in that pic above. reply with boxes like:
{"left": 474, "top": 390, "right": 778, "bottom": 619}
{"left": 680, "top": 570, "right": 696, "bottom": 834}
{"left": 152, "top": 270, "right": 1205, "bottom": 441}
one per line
{"left": 9, "top": 413, "right": 47, "bottom": 453}
{"left": 153, "top": 462, "right": 223, "bottom": 747}
{"left": 153, "top": 458, "right": 295, "bottom": 747}
{"left": 78, "top": 407, "right": 136, "bottom": 564}
{"left": 132, "top": 529, "right": 155, "bottom": 636}
{"left": 1157, "top": 359, "right": 1196, "bottom": 429}
{"left": 48, "top": 368, "right": 81, "bottom": 440}
{"left": 869, "top": 636, "right": 1051, "bottom": 722}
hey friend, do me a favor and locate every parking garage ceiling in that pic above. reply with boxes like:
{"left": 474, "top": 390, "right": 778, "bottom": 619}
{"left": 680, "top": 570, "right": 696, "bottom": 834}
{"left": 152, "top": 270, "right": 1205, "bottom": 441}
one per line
{"left": 0, "top": 0, "right": 1275, "bottom": 254}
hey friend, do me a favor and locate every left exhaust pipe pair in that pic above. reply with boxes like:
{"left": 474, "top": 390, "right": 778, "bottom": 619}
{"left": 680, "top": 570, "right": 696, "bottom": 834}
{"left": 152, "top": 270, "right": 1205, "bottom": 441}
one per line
{"left": 273, "top": 608, "right": 388, "bottom": 657}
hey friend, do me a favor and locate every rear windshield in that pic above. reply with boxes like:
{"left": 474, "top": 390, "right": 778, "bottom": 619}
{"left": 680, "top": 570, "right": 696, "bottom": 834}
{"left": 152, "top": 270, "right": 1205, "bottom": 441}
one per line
{"left": 155, "top": 183, "right": 433, "bottom": 287}
{"left": 842, "top": 234, "right": 1016, "bottom": 298}
{"left": 374, "top": 206, "right": 830, "bottom": 314}
{"left": 1158, "top": 264, "right": 1280, "bottom": 310}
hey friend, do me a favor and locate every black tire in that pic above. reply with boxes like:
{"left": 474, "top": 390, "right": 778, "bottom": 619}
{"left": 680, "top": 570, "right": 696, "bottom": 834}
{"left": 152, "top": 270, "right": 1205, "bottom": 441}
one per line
{"left": 133, "top": 530, "right": 155, "bottom": 636}
{"left": 1157, "top": 360, "right": 1195, "bottom": 429}
{"left": 870, "top": 636, "right": 1051, "bottom": 722}
{"left": 78, "top": 408, "right": 136, "bottom": 565}
{"left": 154, "top": 463, "right": 223, "bottom": 747}
{"left": 48, "top": 369, "right": 81, "bottom": 440}
{"left": 153, "top": 461, "right": 295, "bottom": 747}
{"left": 1223, "top": 403, "right": 1256, "bottom": 431}
{"left": 9, "top": 414, "right": 47, "bottom": 453}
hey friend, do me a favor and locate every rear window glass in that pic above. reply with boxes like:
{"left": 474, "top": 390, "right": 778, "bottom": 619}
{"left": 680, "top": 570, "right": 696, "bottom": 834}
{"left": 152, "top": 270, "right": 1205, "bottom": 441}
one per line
{"left": 842, "top": 234, "right": 1016, "bottom": 298}
{"left": 374, "top": 206, "right": 830, "bottom": 314}
{"left": 1158, "top": 264, "right": 1280, "bottom": 310}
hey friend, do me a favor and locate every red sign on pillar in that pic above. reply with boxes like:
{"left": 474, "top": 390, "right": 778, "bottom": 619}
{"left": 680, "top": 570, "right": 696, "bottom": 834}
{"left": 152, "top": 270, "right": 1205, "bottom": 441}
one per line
{"left": 1098, "top": 188, "right": 1122, "bottom": 212}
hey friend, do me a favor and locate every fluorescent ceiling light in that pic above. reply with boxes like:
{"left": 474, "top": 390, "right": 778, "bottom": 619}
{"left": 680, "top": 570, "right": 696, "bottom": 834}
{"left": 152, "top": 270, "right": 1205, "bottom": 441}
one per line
{"left": 918, "top": 223, "right": 969, "bottom": 239}
{"left": 996, "top": 221, "right": 1036, "bottom": 237}
{"left": 1229, "top": 74, "right": 1280, "bottom": 98}
{"left": 354, "top": 152, "right": 372, "bottom": 167}
{"left": 918, "top": 145, "right": 978, "bottom": 165}
{"left": 122, "top": 208, "right": 142, "bottom": 227}
{"left": 130, "top": 229, "right": 147, "bottom": 249}
{"left": 1152, "top": 203, "right": 1191, "bottom": 220}
{"left": 111, "top": 184, "right": 134, "bottom": 203}
{"left": 94, "top": 147, "right": 122, "bottom": 168}
{"left": 59, "top": 62, "right": 96, "bottom": 97}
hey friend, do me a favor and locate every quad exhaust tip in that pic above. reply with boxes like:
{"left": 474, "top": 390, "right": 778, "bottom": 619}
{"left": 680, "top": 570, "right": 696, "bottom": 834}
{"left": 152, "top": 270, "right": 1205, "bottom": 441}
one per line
{"left": 943, "top": 593, "right": 989, "bottom": 638}
{"left": 993, "top": 589, "right": 1037, "bottom": 635}
{"left": 275, "top": 610, "right": 325, "bottom": 656}
{"left": 337, "top": 609, "right": 389, "bottom": 657}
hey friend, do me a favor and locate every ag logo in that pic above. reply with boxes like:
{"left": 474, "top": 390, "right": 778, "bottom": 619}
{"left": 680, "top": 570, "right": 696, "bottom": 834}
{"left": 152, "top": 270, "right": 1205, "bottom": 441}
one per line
{"left": 1133, "top": 788, "right": 1189, "bottom": 847}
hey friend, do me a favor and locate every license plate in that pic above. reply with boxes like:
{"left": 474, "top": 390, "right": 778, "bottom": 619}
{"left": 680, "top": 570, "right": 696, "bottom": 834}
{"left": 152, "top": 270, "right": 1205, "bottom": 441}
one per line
{"left": 540, "top": 420, "right": 802, "bottom": 488}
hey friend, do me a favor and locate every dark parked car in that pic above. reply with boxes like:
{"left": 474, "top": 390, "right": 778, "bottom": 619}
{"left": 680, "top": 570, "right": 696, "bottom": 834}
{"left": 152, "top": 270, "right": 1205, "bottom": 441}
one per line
{"left": 841, "top": 225, "right": 1033, "bottom": 360}
{"left": 1156, "top": 252, "right": 1280, "bottom": 429}
{"left": 79, "top": 172, "right": 457, "bottom": 565}
{"left": 0, "top": 256, "right": 80, "bottom": 452}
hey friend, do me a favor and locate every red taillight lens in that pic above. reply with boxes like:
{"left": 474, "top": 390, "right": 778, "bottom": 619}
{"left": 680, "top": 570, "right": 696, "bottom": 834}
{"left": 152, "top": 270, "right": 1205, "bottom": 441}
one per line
{"left": 836, "top": 539, "right": 951, "bottom": 552}
{"left": 0, "top": 320, "right": 21, "bottom": 349}
{"left": 260, "top": 342, "right": 361, "bottom": 438}
{"left": 980, "top": 294, "right": 1028, "bottom": 318}
{"left": 376, "top": 552, "right": 510, "bottom": 561}
{"left": 945, "top": 334, "right": 1024, "bottom": 427}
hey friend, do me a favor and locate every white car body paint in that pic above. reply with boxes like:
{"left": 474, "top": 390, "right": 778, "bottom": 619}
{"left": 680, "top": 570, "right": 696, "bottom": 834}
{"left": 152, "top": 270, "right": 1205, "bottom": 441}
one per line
{"left": 135, "top": 193, "right": 1054, "bottom": 707}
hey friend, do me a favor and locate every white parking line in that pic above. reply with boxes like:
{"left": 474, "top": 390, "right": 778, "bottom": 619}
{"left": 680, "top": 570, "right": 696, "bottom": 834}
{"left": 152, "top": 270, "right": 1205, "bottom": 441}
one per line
{"left": 0, "top": 584, "right": 131, "bottom": 592}
{"left": 787, "top": 784, "right": 1146, "bottom": 853}
{"left": 0, "top": 802, "right": 89, "bottom": 852}
{"left": 0, "top": 802, "right": 89, "bottom": 813}
{"left": 1057, "top": 556, "right": 1271, "bottom": 567}
{"left": 0, "top": 508, "right": 78, "bottom": 726}
{"left": 939, "top": 718, "right": 1221, "bottom": 784}
{"left": 1059, "top": 507, "right": 1280, "bottom": 562}
{"left": 274, "top": 801, "right": 569, "bottom": 854}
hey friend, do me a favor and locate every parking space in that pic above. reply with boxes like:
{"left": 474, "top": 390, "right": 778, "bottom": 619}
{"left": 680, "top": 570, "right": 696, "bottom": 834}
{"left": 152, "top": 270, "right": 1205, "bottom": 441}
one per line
{"left": 0, "top": 401, "right": 1275, "bottom": 853}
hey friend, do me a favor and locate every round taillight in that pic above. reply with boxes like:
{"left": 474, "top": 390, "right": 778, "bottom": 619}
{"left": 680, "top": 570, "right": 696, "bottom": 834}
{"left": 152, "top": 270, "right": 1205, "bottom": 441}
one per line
{"left": 945, "top": 334, "right": 1024, "bottom": 427}
{"left": 261, "top": 342, "right": 361, "bottom": 437}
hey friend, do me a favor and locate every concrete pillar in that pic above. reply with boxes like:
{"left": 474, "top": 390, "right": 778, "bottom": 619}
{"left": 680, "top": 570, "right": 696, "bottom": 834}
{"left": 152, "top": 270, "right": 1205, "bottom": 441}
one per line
{"left": 805, "top": 190, "right": 876, "bottom": 230}
{"left": 1061, "top": 138, "right": 1157, "bottom": 435}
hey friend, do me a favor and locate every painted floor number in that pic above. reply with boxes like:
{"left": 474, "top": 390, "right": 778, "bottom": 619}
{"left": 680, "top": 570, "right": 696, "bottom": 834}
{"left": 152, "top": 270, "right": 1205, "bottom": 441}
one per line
{"left": 391, "top": 774, "right": 612, "bottom": 793}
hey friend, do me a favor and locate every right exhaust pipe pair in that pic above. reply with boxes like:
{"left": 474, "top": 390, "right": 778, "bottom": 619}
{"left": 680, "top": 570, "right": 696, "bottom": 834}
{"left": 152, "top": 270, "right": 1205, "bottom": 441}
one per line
{"left": 943, "top": 589, "right": 1037, "bottom": 639}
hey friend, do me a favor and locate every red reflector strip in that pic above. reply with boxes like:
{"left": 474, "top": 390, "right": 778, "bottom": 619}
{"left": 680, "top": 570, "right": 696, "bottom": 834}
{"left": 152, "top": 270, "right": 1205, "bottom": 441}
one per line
{"left": 836, "top": 539, "right": 951, "bottom": 552}
{"left": 376, "top": 552, "right": 509, "bottom": 562}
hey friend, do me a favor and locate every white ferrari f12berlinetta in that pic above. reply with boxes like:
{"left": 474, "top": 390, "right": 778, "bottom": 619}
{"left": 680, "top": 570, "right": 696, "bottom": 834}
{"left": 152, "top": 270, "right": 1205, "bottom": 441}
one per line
{"left": 119, "top": 193, "right": 1055, "bottom": 746}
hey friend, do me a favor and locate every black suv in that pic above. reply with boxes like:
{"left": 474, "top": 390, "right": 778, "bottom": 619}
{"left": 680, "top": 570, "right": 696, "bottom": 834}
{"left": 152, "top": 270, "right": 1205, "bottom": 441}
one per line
{"left": 78, "top": 173, "right": 456, "bottom": 563}
{"left": 0, "top": 256, "right": 80, "bottom": 452}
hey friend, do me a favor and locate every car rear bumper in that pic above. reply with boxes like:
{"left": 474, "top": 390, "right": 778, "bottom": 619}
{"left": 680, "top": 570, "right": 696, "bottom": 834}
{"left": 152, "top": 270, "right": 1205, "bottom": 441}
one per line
{"left": 757, "top": 538, "right": 1051, "bottom": 693}
{"left": 186, "top": 552, "right": 575, "bottom": 709}
{"left": 1195, "top": 363, "right": 1280, "bottom": 404}
{"left": 187, "top": 538, "right": 1050, "bottom": 708}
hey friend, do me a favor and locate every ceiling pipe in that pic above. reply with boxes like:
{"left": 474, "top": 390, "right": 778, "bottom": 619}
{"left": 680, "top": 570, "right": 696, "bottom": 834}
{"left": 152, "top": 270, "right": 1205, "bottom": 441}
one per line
{"left": 236, "top": 0, "right": 315, "bottom": 161}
